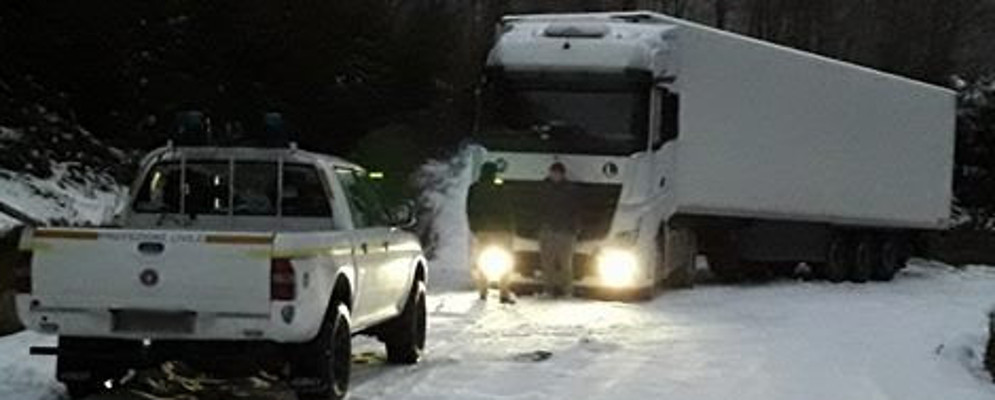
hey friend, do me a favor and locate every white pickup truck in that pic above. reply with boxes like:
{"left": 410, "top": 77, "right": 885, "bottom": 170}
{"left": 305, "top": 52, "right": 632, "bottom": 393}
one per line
{"left": 12, "top": 145, "right": 428, "bottom": 400}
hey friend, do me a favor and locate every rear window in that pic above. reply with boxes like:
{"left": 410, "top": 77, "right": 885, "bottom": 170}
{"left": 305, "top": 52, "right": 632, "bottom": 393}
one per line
{"left": 133, "top": 161, "right": 331, "bottom": 217}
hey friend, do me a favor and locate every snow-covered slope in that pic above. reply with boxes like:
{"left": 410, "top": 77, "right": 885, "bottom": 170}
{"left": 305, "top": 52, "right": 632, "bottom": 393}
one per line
{"left": 0, "top": 73, "right": 128, "bottom": 231}
{"left": 0, "top": 163, "right": 124, "bottom": 231}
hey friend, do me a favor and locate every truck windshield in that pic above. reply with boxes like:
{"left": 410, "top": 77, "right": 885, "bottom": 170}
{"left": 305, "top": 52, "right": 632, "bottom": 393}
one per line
{"left": 477, "top": 73, "right": 649, "bottom": 155}
{"left": 132, "top": 161, "right": 331, "bottom": 217}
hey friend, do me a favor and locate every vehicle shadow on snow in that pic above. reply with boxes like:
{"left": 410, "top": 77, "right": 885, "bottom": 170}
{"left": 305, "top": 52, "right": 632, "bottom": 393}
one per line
{"left": 80, "top": 352, "right": 412, "bottom": 400}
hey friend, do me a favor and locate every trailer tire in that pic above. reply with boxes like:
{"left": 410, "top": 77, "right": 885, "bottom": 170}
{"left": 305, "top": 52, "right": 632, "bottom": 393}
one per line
{"left": 709, "top": 261, "right": 742, "bottom": 283}
{"left": 851, "top": 236, "right": 877, "bottom": 283}
{"left": 384, "top": 281, "right": 427, "bottom": 364}
{"left": 290, "top": 303, "right": 351, "bottom": 400}
{"left": 874, "top": 238, "right": 908, "bottom": 281}
{"left": 820, "top": 236, "right": 851, "bottom": 283}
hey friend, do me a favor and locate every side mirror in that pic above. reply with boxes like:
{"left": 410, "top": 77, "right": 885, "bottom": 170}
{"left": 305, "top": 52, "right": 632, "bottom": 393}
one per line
{"left": 391, "top": 201, "right": 418, "bottom": 229}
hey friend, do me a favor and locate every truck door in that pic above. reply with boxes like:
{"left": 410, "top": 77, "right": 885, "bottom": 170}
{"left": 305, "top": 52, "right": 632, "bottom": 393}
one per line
{"left": 649, "top": 85, "right": 680, "bottom": 199}
{"left": 351, "top": 174, "right": 412, "bottom": 312}
{"left": 335, "top": 169, "right": 393, "bottom": 320}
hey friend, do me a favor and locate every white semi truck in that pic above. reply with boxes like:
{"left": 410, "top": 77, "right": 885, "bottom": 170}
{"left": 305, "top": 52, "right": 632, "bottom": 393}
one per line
{"left": 471, "top": 11, "right": 955, "bottom": 298}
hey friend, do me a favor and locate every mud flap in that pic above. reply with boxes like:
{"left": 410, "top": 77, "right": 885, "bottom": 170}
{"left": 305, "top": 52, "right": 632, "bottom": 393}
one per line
{"left": 663, "top": 225, "right": 697, "bottom": 289}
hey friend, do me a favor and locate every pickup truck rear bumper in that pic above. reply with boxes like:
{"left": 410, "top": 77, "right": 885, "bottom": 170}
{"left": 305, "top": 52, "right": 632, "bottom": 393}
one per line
{"left": 16, "top": 296, "right": 322, "bottom": 343}
{"left": 32, "top": 337, "right": 287, "bottom": 375}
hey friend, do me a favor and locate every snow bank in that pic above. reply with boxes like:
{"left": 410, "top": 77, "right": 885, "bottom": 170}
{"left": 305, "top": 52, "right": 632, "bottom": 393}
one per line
{"left": 0, "top": 163, "right": 124, "bottom": 230}
{"left": 0, "top": 332, "right": 59, "bottom": 400}
{"left": 414, "top": 145, "right": 484, "bottom": 292}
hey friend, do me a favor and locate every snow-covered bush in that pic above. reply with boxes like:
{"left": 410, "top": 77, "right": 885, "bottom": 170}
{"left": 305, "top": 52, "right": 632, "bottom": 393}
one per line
{"left": 413, "top": 144, "right": 484, "bottom": 292}
{"left": 0, "top": 73, "right": 127, "bottom": 228}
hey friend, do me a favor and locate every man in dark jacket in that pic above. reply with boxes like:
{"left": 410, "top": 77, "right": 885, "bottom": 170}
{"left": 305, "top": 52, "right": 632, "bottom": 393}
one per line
{"left": 537, "top": 162, "right": 578, "bottom": 297}
{"left": 468, "top": 163, "right": 516, "bottom": 304}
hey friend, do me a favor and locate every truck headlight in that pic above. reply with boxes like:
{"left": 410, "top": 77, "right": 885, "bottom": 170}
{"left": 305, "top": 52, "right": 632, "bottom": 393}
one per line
{"left": 597, "top": 248, "right": 639, "bottom": 287}
{"left": 478, "top": 246, "right": 514, "bottom": 282}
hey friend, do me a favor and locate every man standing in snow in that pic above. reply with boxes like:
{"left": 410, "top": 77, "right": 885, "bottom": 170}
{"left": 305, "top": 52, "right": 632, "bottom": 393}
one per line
{"left": 468, "top": 162, "right": 516, "bottom": 304}
{"left": 538, "top": 163, "right": 578, "bottom": 297}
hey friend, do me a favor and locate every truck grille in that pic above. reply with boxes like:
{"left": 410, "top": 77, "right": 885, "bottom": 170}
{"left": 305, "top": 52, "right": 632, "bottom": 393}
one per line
{"left": 501, "top": 180, "right": 621, "bottom": 241}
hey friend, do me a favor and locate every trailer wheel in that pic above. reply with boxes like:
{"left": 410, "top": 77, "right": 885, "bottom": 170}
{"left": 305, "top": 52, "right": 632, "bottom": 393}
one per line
{"left": 709, "top": 261, "right": 742, "bottom": 283}
{"left": 740, "top": 262, "right": 774, "bottom": 282}
{"left": 290, "top": 303, "right": 351, "bottom": 400}
{"left": 820, "top": 236, "right": 852, "bottom": 283}
{"left": 699, "top": 228, "right": 740, "bottom": 283}
{"left": 851, "top": 236, "right": 877, "bottom": 283}
{"left": 874, "top": 237, "right": 908, "bottom": 281}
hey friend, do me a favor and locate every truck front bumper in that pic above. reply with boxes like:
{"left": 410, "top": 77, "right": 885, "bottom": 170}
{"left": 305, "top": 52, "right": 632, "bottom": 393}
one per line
{"left": 506, "top": 274, "right": 656, "bottom": 301}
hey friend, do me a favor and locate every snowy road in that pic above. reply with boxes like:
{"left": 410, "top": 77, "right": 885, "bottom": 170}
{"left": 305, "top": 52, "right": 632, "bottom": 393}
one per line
{"left": 352, "top": 262, "right": 995, "bottom": 400}
{"left": 4, "top": 262, "right": 995, "bottom": 400}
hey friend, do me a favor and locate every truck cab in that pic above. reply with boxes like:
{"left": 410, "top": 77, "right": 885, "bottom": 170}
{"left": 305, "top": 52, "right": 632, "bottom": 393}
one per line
{"left": 473, "top": 15, "right": 683, "bottom": 298}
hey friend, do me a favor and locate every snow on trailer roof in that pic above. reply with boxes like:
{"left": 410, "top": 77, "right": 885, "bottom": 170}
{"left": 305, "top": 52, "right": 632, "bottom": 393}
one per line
{"left": 142, "top": 146, "right": 364, "bottom": 171}
{"left": 502, "top": 11, "right": 954, "bottom": 95}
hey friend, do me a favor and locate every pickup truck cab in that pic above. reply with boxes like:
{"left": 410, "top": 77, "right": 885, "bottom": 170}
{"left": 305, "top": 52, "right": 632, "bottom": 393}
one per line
{"left": 13, "top": 145, "right": 428, "bottom": 400}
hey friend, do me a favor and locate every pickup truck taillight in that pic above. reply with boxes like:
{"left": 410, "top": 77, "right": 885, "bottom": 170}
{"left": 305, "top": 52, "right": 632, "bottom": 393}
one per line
{"left": 13, "top": 251, "right": 33, "bottom": 294}
{"left": 270, "top": 258, "right": 296, "bottom": 301}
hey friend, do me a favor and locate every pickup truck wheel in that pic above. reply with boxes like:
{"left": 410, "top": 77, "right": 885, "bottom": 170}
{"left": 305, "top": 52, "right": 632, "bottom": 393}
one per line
{"left": 385, "top": 281, "right": 427, "bottom": 364}
{"left": 291, "top": 303, "right": 351, "bottom": 400}
{"left": 57, "top": 337, "right": 136, "bottom": 399}
{"left": 63, "top": 381, "right": 101, "bottom": 399}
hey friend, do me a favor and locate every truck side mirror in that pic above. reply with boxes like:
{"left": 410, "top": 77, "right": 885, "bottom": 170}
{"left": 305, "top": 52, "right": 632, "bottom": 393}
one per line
{"left": 391, "top": 201, "right": 418, "bottom": 229}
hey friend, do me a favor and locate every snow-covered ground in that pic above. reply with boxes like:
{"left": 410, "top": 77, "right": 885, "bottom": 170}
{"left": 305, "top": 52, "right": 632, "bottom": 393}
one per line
{"left": 4, "top": 261, "right": 995, "bottom": 400}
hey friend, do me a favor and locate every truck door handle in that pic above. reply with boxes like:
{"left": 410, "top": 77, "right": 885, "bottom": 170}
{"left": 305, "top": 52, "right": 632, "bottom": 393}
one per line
{"left": 360, "top": 243, "right": 368, "bottom": 254}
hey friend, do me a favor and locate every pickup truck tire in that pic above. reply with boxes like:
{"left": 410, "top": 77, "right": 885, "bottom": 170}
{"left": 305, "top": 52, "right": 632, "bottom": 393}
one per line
{"left": 290, "top": 303, "right": 351, "bottom": 400}
{"left": 57, "top": 337, "right": 138, "bottom": 399}
{"left": 64, "top": 381, "right": 100, "bottom": 400}
{"left": 385, "top": 281, "right": 427, "bottom": 364}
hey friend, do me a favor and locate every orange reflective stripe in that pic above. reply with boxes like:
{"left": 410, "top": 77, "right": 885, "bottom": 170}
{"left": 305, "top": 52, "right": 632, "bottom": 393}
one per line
{"left": 205, "top": 234, "right": 273, "bottom": 245}
{"left": 34, "top": 230, "right": 99, "bottom": 240}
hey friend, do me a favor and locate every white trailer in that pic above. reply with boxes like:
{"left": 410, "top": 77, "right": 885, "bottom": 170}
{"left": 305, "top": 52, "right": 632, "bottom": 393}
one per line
{"left": 471, "top": 11, "right": 955, "bottom": 298}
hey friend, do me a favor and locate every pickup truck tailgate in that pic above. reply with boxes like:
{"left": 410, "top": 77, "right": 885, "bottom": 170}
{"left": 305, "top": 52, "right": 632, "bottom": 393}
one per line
{"left": 30, "top": 229, "right": 274, "bottom": 315}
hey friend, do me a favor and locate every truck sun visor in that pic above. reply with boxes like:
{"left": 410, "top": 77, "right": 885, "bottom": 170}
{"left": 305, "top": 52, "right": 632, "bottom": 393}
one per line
{"left": 543, "top": 23, "right": 610, "bottom": 39}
